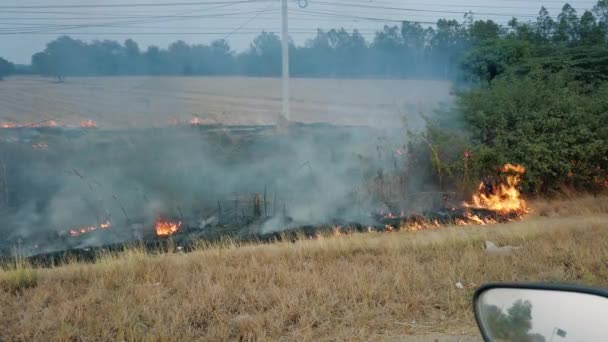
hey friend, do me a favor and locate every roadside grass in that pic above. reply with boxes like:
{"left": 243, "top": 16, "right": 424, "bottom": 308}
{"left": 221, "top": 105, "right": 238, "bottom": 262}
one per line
{"left": 0, "top": 261, "right": 38, "bottom": 294}
{"left": 0, "top": 197, "right": 607, "bottom": 341}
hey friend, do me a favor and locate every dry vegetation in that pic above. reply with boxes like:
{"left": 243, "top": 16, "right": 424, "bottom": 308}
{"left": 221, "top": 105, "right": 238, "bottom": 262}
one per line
{"left": 0, "top": 76, "right": 451, "bottom": 128}
{"left": 1, "top": 196, "right": 608, "bottom": 341}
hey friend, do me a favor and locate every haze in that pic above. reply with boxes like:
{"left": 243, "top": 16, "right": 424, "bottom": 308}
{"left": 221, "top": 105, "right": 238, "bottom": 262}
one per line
{"left": 0, "top": 0, "right": 595, "bottom": 64}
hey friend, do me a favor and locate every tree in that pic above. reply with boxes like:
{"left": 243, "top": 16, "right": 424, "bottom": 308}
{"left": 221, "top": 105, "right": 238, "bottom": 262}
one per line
{"left": 0, "top": 57, "right": 15, "bottom": 80}
{"left": 593, "top": 0, "right": 608, "bottom": 38}
{"left": 535, "top": 7, "right": 556, "bottom": 42}
{"left": 429, "top": 19, "right": 468, "bottom": 79}
{"left": 579, "top": 10, "right": 604, "bottom": 44}
{"left": 555, "top": 4, "right": 580, "bottom": 43}
{"left": 468, "top": 20, "right": 502, "bottom": 43}
{"left": 479, "top": 300, "right": 545, "bottom": 342}
{"left": 461, "top": 39, "right": 530, "bottom": 85}
{"left": 241, "top": 32, "right": 282, "bottom": 76}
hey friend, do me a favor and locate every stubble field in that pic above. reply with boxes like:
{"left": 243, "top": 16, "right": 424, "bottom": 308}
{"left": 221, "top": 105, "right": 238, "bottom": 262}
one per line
{"left": 0, "top": 76, "right": 452, "bottom": 128}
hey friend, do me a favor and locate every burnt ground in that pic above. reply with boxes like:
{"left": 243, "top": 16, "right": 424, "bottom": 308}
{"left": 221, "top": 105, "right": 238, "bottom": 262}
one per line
{"left": 0, "top": 123, "right": 399, "bottom": 259}
{"left": 0, "top": 123, "right": 490, "bottom": 264}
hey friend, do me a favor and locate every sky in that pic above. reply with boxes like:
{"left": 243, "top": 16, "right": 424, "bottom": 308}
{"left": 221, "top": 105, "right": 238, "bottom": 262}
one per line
{"left": 0, "top": 0, "right": 599, "bottom": 64}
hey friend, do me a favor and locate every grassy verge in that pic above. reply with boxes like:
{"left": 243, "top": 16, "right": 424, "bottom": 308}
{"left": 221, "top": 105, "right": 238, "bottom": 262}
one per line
{"left": 1, "top": 197, "right": 607, "bottom": 341}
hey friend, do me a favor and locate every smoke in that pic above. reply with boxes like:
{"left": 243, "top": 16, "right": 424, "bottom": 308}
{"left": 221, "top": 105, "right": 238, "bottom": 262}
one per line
{"left": 1, "top": 123, "right": 411, "bottom": 254}
{"left": 0, "top": 74, "right": 455, "bottom": 257}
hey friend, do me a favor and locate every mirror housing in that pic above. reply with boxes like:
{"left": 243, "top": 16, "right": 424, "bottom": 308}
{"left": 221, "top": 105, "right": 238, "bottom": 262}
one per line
{"left": 473, "top": 283, "right": 608, "bottom": 342}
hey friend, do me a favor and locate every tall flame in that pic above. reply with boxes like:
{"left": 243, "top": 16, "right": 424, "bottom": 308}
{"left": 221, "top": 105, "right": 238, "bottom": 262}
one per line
{"left": 465, "top": 163, "right": 529, "bottom": 214}
{"left": 155, "top": 218, "right": 181, "bottom": 237}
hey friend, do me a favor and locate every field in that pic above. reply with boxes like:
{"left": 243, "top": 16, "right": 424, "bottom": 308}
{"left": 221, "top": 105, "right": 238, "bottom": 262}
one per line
{"left": 0, "top": 76, "right": 452, "bottom": 128}
{"left": 2, "top": 196, "right": 608, "bottom": 341}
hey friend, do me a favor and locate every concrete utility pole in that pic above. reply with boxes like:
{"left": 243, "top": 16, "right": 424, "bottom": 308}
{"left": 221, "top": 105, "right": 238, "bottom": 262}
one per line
{"left": 281, "top": 0, "right": 290, "bottom": 122}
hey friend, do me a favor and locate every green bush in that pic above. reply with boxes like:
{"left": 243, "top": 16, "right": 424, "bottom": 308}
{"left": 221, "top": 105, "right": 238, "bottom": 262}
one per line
{"left": 459, "top": 70, "right": 608, "bottom": 194}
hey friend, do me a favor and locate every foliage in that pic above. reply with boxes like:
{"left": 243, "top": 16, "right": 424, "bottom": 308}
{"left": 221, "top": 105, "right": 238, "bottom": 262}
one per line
{"left": 414, "top": 1, "right": 608, "bottom": 196}
{"left": 28, "top": 19, "right": 472, "bottom": 79}
{"left": 461, "top": 39, "right": 531, "bottom": 84}
{"left": 480, "top": 300, "right": 546, "bottom": 342}
{"left": 456, "top": 71, "right": 608, "bottom": 194}
{"left": 0, "top": 57, "right": 15, "bottom": 80}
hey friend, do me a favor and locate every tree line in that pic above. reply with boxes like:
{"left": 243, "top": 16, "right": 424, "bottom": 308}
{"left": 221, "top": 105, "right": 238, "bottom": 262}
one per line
{"left": 27, "top": 22, "right": 468, "bottom": 80}
{"left": 0, "top": 2, "right": 605, "bottom": 81}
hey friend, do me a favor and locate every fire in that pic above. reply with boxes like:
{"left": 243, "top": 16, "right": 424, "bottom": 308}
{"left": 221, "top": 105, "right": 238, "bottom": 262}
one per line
{"left": 80, "top": 119, "right": 97, "bottom": 128}
{"left": 0, "top": 122, "right": 17, "bottom": 128}
{"left": 465, "top": 163, "right": 529, "bottom": 215}
{"left": 189, "top": 117, "right": 203, "bottom": 125}
{"left": 68, "top": 220, "right": 111, "bottom": 237}
{"left": 44, "top": 120, "right": 58, "bottom": 127}
{"left": 0, "top": 120, "right": 59, "bottom": 128}
{"left": 155, "top": 218, "right": 181, "bottom": 237}
{"left": 69, "top": 225, "right": 97, "bottom": 237}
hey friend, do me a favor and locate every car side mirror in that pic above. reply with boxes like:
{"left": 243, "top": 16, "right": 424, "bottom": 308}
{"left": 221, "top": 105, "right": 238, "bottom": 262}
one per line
{"left": 473, "top": 283, "right": 608, "bottom": 342}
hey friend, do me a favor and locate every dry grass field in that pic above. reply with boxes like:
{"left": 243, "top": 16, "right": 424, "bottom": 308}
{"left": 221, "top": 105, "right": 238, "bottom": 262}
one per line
{"left": 1, "top": 196, "right": 607, "bottom": 341}
{"left": 0, "top": 76, "right": 452, "bottom": 128}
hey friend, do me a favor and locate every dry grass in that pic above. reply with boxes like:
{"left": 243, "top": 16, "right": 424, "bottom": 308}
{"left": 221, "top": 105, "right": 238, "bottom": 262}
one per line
{"left": 0, "top": 262, "right": 38, "bottom": 294}
{"left": 1, "top": 197, "right": 608, "bottom": 341}
{"left": 0, "top": 76, "right": 451, "bottom": 129}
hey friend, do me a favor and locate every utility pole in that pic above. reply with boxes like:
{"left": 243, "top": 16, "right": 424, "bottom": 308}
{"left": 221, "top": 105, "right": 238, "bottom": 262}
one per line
{"left": 281, "top": 0, "right": 290, "bottom": 122}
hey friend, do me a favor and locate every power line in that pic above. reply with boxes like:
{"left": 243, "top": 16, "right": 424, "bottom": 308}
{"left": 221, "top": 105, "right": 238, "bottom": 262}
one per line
{"left": 224, "top": 1, "right": 276, "bottom": 39}
{"left": 0, "top": 0, "right": 271, "bottom": 9}
{"left": 2, "top": 7, "right": 279, "bottom": 34}
{"left": 309, "top": 1, "right": 541, "bottom": 18}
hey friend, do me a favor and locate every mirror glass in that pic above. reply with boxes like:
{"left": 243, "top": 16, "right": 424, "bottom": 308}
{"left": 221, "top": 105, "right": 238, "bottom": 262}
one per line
{"left": 476, "top": 287, "right": 608, "bottom": 341}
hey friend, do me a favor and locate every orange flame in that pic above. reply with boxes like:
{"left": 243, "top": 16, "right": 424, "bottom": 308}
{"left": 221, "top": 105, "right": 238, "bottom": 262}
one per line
{"left": 189, "top": 117, "right": 203, "bottom": 125}
{"left": 69, "top": 225, "right": 97, "bottom": 237}
{"left": 0, "top": 122, "right": 17, "bottom": 128}
{"left": 465, "top": 163, "right": 529, "bottom": 215}
{"left": 68, "top": 220, "right": 111, "bottom": 237}
{"left": 80, "top": 119, "right": 97, "bottom": 128}
{"left": 155, "top": 218, "right": 181, "bottom": 237}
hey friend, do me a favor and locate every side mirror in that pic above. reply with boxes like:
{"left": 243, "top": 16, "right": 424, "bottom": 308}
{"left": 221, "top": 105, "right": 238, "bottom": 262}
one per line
{"left": 473, "top": 283, "right": 608, "bottom": 342}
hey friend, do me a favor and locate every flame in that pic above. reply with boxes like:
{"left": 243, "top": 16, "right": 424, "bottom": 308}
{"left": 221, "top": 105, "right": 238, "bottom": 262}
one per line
{"left": 465, "top": 163, "right": 529, "bottom": 215}
{"left": 80, "top": 119, "right": 97, "bottom": 128}
{"left": 155, "top": 218, "right": 181, "bottom": 237}
{"left": 189, "top": 117, "right": 203, "bottom": 125}
{"left": 1, "top": 120, "right": 58, "bottom": 128}
{"left": 0, "top": 122, "right": 17, "bottom": 128}
{"left": 44, "top": 120, "right": 58, "bottom": 127}
{"left": 68, "top": 220, "right": 111, "bottom": 237}
{"left": 69, "top": 225, "right": 97, "bottom": 237}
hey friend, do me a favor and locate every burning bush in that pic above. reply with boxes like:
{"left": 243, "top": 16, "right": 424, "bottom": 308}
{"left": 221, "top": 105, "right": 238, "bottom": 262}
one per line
{"left": 155, "top": 219, "right": 181, "bottom": 237}
{"left": 465, "top": 163, "right": 529, "bottom": 215}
